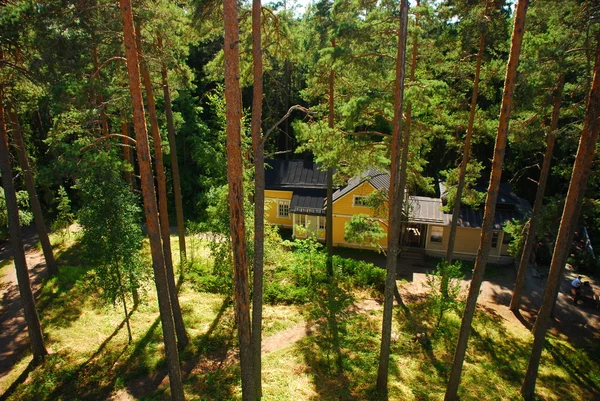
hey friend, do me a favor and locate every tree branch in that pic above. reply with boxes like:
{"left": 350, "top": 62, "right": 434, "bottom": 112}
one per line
{"left": 261, "top": 105, "right": 312, "bottom": 146}
{"left": 80, "top": 134, "right": 137, "bottom": 152}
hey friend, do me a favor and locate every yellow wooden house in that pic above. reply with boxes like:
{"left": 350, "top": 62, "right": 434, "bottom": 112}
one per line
{"left": 264, "top": 160, "right": 531, "bottom": 263}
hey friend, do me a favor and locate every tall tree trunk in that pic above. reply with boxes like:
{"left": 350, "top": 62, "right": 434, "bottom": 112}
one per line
{"left": 444, "top": 1, "right": 529, "bottom": 399}
{"left": 158, "top": 51, "right": 186, "bottom": 264}
{"left": 115, "top": 261, "right": 133, "bottom": 344}
{"left": 521, "top": 36, "right": 600, "bottom": 401}
{"left": 117, "top": 2, "right": 185, "bottom": 400}
{"left": 0, "top": 88, "right": 47, "bottom": 364}
{"left": 446, "top": 25, "right": 486, "bottom": 264}
{"left": 399, "top": 0, "right": 419, "bottom": 249}
{"left": 223, "top": 0, "right": 255, "bottom": 399}
{"left": 121, "top": 113, "right": 134, "bottom": 186}
{"left": 326, "top": 50, "right": 334, "bottom": 278}
{"left": 251, "top": 0, "right": 264, "bottom": 397}
{"left": 376, "top": 0, "right": 409, "bottom": 395}
{"left": 7, "top": 108, "right": 57, "bottom": 276}
{"left": 510, "top": 74, "right": 564, "bottom": 311}
{"left": 92, "top": 41, "right": 109, "bottom": 138}
{"left": 135, "top": 24, "right": 189, "bottom": 349}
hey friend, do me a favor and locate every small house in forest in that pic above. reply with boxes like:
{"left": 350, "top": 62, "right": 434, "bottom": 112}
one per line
{"left": 264, "top": 159, "right": 531, "bottom": 263}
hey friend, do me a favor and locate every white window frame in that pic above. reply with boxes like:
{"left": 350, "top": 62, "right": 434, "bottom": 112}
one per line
{"left": 295, "top": 213, "right": 306, "bottom": 227}
{"left": 430, "top": 225, "right": 443, "bottom": 243}
{"left": 491, "top": 232, "right": 499, "bottom": 248}
{"left": 277, "top": 200, "right": 290, "bottom": 218}
{"left": 353, "top": 195, "right": 368, "bottom": 207}
{"left": 319, "top": 216, "right": 326, "bottom": 230}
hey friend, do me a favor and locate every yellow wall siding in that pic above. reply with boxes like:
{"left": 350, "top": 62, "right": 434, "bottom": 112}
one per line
{"left": 292, "top": 214, "right": 325, "bottom": 240}
{"left": 333, "top": 181, "right": 387, "bottom": 217}
{"left": 265, "top": 190, "right": 293, "bottom": 227}
{"left": 332, "top": 215, "right": 388, "bottom": 249}
{"left": 425, "top": 225, "right": 448, "bottom": 251}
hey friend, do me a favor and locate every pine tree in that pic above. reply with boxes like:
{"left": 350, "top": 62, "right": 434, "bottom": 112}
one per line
{"left": 521, "top": 32, "right": 600, "bottom": 401}
{"left": 118, "top": 1, "right": 185, "bottom": 399}
{"left": 223, "top": 0, "right": 255, "bottom": 398}
{"left": 444, "top": 1, "right": 529, "bottom": 399}
{"left": 376, "top": 0, "right": 409, "bottom": 395}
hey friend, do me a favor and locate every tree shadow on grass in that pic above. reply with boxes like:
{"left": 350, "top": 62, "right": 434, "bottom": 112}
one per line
{"left": 182, "top": 297, "right": 240, "bottom": 400}
{"left": 4, "top": 309, "right": 139, "bottom": 401}
{"left": 545, "top": 339, "right": 600, "bottom": 400}
{"left": 295, "top": 280, "right": 398, "bottom": 401}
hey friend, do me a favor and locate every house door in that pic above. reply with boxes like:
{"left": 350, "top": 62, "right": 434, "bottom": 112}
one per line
{"left": 405, "top": 223, "right": 426, "bottom": 248}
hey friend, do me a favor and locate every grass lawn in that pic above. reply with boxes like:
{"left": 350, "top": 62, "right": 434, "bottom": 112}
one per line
{"left": 1, "top": 231, "right": 599, "bottom": 400}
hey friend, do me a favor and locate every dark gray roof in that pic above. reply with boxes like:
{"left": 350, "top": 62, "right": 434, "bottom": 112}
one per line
{"left": 332, "top": 169, "right": 389, "bottom": 202}
{"left": 454, "top": 207, "right": 525, "bottom": 230}
{"left": 290, "top": 190, "right": 326, "bottom": 216}
{"left": 407, "top": 196, "right": 447, "bottom": 224}
{"left": 265, "top": 159, "right": 327, "bottom": 190}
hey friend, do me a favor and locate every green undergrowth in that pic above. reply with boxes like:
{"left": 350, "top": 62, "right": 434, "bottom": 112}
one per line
{"left": 187, "top": 235, "right": 385, "bottom": 305}
{"left": 3, "top": 229, "right": 600, "bottom": 401}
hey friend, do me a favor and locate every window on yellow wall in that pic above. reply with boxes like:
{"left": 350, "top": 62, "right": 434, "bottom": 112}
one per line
{"left": 491, "top": 232, "right": 499, "bottom": 248}
{"left": 353, "top": 195, "right": 368, "bottom": 207}
{"left": 430, "top": 226, "right": 443, "bottom": 243}
{"left": 277, "top": 201, "right": 290, "bottom": 218}
{"left": 295, "top": 213, "right": 306, "bottom": 227}
{"left": 319, "top": 216, "right": 325, "bottom": 230}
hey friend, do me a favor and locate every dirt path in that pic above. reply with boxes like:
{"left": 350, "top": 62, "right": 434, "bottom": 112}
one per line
{"left": 396, "top": 262, "right": 600, "bottom": 345}
{"left": 0, "top": 229, "right": 48, "bottom": 385}
{"left": 261, "top": 299, "right": 381, "bottom": 355}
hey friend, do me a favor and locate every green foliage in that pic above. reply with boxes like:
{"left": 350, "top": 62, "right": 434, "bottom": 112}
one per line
{"left": 52, "top": 185, "right": 73, "bottom": 233}
{"left": 76, "top": 152, "right": 146, "bottom": 307}
{"left": 503, "top": 218, "right": 528, "bottom": 259}
{"left": 425, "top": 260, "right": 464, "bottom": 329}
{"left": 441, "top": 159, "right": 485, "bottom": 212}
{"left": 0, "top": 188, "right": 33, "bottom": 236}
{"left": 344, "top": 214, "right": 385, "bottom": 251}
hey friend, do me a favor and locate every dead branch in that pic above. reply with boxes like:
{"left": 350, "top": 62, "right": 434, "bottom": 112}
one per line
{"left": 80, "top": 134, "right": 137, "bottom": 152}
{"left": 261, "top": 105, "right": 312, "bottom": 146}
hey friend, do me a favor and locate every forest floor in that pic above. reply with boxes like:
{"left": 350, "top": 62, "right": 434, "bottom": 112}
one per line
{"left": 1, "top": 231, "right": 600, "bottom": 400}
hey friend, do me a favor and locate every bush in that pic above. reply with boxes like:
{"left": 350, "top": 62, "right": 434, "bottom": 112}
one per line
{"left": 333, "top": 256, "right": 385, "bottom": 290}
{"left": 424, "top": 260, "right": 464, "bottom": 329}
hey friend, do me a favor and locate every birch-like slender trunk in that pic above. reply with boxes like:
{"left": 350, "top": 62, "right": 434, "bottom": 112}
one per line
{"left": 223, "top": 0, "right": 255, "bottom": 398}
{"left": 376, "top": 0, "right": 409, "bottom": 395}
{"left": 135, "top": 23, "right": 188, "bottom": 349}
{"left": 117, "top": 2, "right": 185, "bottom": 399}
{"left": 159, "top": 59, "right": 186, "bottom": 263}
{"left": 7, "top": 108, "right": 57, "bottom": 276}
{"left": 446, "top": 26, "right": 486, "bottom": 264}
{"left": 510, "top": 74, "right": 564, "bottom": 311}
{"left": 444, "top": 1, "right": 529, "bottom": 399}
{"left": 521, "top": 35, "right": 600, "bottom": 401}
{"left": 0, "top": 87, "right": 47, "bottom": 364}
{"left": 251, "top": 0, "right": 265, "bottom": 397}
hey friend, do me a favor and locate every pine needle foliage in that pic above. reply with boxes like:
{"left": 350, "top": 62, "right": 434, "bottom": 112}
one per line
{"left": 76, "top": 152, "right": 146, "bottom": 337}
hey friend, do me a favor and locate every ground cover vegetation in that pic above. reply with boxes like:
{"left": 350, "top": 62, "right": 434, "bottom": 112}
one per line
{"left": 1, "top": 0, "right": 600, "bottom": 399}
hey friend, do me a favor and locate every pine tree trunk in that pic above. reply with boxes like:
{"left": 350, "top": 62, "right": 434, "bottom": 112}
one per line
{"left": 7, "top": 108, "right": 58, "bottom": 276}
{"left": 223, "top": 0, "right": 255, "bottom": 398}
{"left": 521, "top": 35, "right": 600, "bottom": 401}
{"left": 160, "top": 60, "right": 186, "bottom": 264}
{"left": 115, "top": 262, "right": 133, "bottom": 344}
{"left": 251, "top": 0, "right": 264, "bottom": 397}
{"left": 510, "top": 74, "right": 564, "bottom": 311}
{"left": 326, "top": 61, "right": 334, "bottom": 278}
{"left": 376, "top": 0, "right": 409, "bottom": 395}
{"left": 444, "top": 2, "right": 529, "bottom": 400}
{"left": 446, "top": 28, "right": 486, "bottom": 264}
{"left": 120, "top": 113, "right": 134, "bottom": 186}
{"left": 135, "top": 24, "right": 188, "bottom": 349}
{"left": 0, "top": 88, "right": 47, "bottom": 364}
{"left": 117, "top": 2, "right": 185, "bottom": 400}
